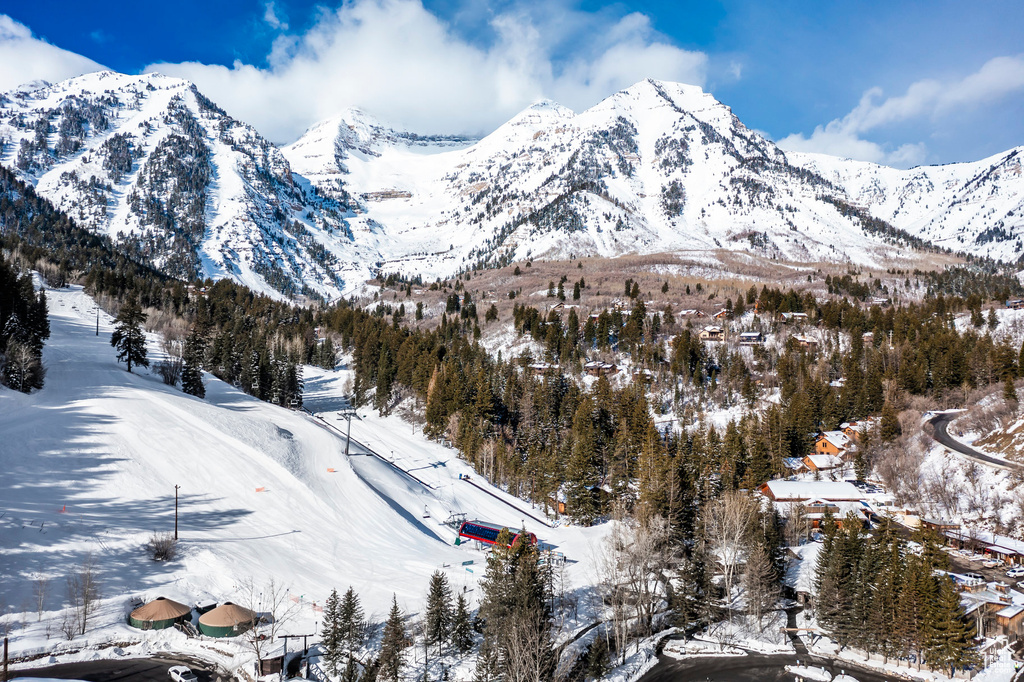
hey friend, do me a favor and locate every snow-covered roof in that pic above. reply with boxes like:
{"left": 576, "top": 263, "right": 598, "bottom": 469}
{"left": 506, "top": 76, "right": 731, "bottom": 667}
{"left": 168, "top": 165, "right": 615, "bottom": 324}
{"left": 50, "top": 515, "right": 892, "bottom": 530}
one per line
{"left": 817, "top": 431, "right": 852, "bottom": 450}
{"left": 944, "top": 529, "right": 1024, "bottom": 556}
{"left": 998, "top": 605, "right": 1024, "bottom": 619}
{"left": 784, "top": 543, "right": 821, "bottom": 594}
{"left": 805, "top": 454, "right": 842, "bottom": 469}
{"left": 782, "top": 457, "right": 804, "bottom": 470}
{"left": 762, "top": 480, "right": 866, "bottom": 502}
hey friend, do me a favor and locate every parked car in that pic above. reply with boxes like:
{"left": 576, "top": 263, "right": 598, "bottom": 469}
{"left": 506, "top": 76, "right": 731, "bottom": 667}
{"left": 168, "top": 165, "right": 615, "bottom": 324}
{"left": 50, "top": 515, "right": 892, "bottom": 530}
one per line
{"left": 964, "top": 572, "right": 985, "bottom": 582}
{"left": 168, "top": 666, "right": 198, "bottom": 682}
{"left": 1006, "top": 566, "right": 1024, "bottom": 578}
{"left": 983, "top": 559, "right": 1003, "bottom": 569}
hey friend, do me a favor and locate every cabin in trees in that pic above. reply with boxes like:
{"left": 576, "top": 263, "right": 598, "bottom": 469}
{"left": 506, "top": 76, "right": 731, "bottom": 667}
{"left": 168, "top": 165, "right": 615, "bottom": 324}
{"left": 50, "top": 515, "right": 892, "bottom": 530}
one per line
{"left": 678, "top": 309, "right": 705, "bottom": 318}
{"left": 1006, "top": 299, "right": 1024, "bottom": 310}
{"left": 584, "top": 361, "right": 618, "bottom": 377}
{"left": 792, "top": 335, "right": 819, "bottom": 351}
{"left": 528, "top": 362, "right": 560, "bottom": 376}
{"left": 920, "top": 518, "right": 960, "bottom": 534}
{"left": 759, "top": 480, "right": 866, "bottom": 503}
{"left": 699, "top": 326, "right": 725, "bottom": 342}
{"left": 802, "top": 454, "right": 843, "bottom": 473}
{"left": 815, "top": 431, "right": 853, "bottom": 457}
{"left": 738, "top": 331, "right": 764, "bottom": 346}
{"left": 761, "top": 481, "right": 878, "bottom": 529}
{"left": 997, "top": 605, "right": 1024, "bottom": 640}
{"left": 841, "top": 420, "right": 874, "bottom": 443}
{"left": 779, "top": 312, "right": 809, "bottom": 323}
{"left": 712, "top": 309, "right": 732, "bottom": 320}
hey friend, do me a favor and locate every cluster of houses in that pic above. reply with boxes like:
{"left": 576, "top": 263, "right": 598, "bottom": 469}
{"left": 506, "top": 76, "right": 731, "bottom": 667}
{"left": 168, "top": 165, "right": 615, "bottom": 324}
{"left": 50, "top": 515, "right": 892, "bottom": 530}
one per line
{"left": 779, "top": 421, "right": 873, "bottom": 477}
{"left": 774, "top": 477, "right": 1024, "bottom": 646}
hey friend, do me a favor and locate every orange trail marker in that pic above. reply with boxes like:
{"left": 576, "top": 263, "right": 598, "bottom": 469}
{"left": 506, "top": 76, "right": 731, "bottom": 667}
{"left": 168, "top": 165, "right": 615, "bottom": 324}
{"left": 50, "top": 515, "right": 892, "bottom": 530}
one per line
{"left": 327, "top": 468, "right": 336, "bottom": 473}
{"left": 255, "top": 487, "right": 266, "bottom": 492}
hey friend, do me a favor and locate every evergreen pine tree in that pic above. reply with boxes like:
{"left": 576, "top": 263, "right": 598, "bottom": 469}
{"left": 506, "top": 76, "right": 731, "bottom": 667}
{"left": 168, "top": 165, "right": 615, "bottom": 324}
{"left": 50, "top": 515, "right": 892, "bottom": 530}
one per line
{"left": 341, "top": 655, "right": 360, "bottom": 682}
{"left": 925, "top": 576, "right": 979, "bottom": 676}
{"left": 477, "top": 531, "right": 554, "bottom": 682}
{"left": 566, "top": 398, "right": 600, "bottom": 524}
{"left": 472, "top": 641, "right": 501, "bottom": 682}
{"left": 339, "top": 586, "right": 366, "bottom": 658}
{"left": 585, "top": 635, "right": 609, "bottom": 680}
{"left": 322, "top": 588, "right": 344, "bottom": 675}
{"left": 110, "top": 294, "right": 149, "bottom": 373}
{"left": 1004, "top": 374, "right": 1018, "bottom": 403}
{"left": 452, "top": 592, "right": 473, "bottom": 654}
{"left": 425, "top": 570, "right": 453, "bottom": 656}
{"left": 879, "top": 401, "right": 901, "bottom": 442}
{"left": 378, "top": 595, "right": 406, "bottom": 682}
{"left": 181, "top": 326, "right": 206, "bottom": 398}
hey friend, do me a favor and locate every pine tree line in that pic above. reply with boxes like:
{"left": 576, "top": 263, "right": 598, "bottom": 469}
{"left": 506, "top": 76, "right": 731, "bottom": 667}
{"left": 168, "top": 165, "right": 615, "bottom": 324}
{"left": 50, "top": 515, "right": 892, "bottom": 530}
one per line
{"left": 814, "top": 517, "right": 979, "bottom": 675}
{"left": 0, "top": 252, "right": 49, "bottom": 392}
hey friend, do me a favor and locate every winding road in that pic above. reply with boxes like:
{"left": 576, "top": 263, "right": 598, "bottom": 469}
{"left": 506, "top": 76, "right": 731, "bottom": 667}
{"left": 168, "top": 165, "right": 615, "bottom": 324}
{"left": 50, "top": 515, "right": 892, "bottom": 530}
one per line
{"left": 927, "top": 413, "right": 1019, "bottom": 470}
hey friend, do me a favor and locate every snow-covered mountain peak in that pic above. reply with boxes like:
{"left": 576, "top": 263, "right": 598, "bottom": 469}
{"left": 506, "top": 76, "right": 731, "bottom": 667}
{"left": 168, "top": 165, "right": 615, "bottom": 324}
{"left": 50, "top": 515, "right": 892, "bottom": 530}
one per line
{"left": 0, "top": 70, "right": 367, "bottom": 301}
{"left": 5, "top": 70, "right": 1024, "bottom": 299}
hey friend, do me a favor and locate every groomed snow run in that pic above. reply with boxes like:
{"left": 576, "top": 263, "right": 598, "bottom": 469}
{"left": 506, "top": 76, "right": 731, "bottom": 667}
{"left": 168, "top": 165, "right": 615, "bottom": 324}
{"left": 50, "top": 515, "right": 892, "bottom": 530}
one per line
{"left": 0, "top": 284, "right": 610, "bottom": 664}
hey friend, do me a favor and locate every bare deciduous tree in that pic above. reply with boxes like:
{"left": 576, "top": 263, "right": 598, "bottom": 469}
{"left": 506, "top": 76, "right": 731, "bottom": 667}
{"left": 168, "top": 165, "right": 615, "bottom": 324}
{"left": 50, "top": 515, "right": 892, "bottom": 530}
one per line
{"left": 156, "top": 338, "right": 184, "bottom": 386}
{"left": 237, "top": 577, "right": 298, "bottom": 666}
{"left": 704, "top": 490, "right": 757, "bottom": 618}
{"left": 34, "top": 575, "right": 48, "bottom": 621}
{"left": 598, "top": 513, "right": 675, "bottom": 663}
{"left": 66, "top": 555, "right": 100, "bottom": 636}
{"left": 785, "top": 502, "right": 811, "bottom": 547}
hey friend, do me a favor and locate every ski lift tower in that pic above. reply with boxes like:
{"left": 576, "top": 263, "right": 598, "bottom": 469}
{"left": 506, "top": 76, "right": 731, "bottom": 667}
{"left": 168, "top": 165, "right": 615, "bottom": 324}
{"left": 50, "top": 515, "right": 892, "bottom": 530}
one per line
{"left": 338, "top": 398, "right": 357, "bottom": 457}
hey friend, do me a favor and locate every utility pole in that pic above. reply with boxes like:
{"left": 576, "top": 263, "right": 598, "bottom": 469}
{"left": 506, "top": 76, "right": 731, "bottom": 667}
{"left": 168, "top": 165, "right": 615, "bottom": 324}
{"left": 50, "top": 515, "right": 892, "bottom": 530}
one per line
{"left": 3, "top": 636, "right": 8, "bottom": 682}
{"left": 174, "top": 484, "right": 180, "bottom": 540}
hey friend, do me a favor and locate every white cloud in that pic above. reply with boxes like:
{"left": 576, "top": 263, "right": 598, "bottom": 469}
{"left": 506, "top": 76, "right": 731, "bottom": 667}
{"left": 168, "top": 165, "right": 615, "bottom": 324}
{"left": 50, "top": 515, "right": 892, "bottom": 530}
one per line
{"left": 147, "top": 0, "right": 707, "bottom": 142}
{"left": 263, "top": 2, "right": 288, "bottom": 31}
{"left": 778, "top": 55, "right": 1024, "bottom": 167}
{"left": 0, "top": 15, "right": 105, "bottom": 92}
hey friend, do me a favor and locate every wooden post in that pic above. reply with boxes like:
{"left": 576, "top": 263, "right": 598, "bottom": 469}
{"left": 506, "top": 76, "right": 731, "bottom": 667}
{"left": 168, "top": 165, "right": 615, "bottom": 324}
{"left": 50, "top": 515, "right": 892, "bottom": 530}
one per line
{"left": 3, "top": 635, "right": 8, "bottom": 682}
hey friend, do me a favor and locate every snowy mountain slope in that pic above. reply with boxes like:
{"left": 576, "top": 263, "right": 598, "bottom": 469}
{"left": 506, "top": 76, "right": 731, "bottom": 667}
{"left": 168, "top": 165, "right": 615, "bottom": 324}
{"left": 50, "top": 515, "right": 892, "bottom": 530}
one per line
{"left": 0, "top": 71, "right": 368, "bottom": 300}
{"left": 6, "top": 72, "right": 1023, "bottom": 300}
{"left": 791, "top": 147, "right": 1024, "bottom": 262}
{"left": 0, "top": 284, "right": 604, "bottom": 646}
{"left": 284, "top": 79, "right": 943, "bottom": 280}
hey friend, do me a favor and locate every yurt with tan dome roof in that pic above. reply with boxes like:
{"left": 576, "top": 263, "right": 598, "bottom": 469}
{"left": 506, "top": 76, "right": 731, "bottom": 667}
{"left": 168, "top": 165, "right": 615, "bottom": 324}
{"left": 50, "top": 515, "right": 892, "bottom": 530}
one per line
{"left": 198, "top": 602, "right": 257, "bottom": 637}
{"left": 128, "top": 596, "right": 191, "bottom": 630}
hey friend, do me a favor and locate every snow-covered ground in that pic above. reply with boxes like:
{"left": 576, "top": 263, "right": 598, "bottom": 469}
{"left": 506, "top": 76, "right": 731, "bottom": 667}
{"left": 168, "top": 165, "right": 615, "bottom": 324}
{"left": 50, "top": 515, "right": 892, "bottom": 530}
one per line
{"left": 0, "top": 284, "right": 609, "bottom": 668}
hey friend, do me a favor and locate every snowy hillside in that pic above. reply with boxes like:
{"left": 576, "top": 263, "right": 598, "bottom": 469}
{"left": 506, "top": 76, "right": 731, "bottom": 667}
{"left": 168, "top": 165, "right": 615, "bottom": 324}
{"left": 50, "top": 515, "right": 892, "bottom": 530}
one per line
{"left": 0, "top": 284, "right": 606, "bottom": 652}
{"left": 793, "top": 147, "right": 1024, "bottom": 262}
{"left": 0, "top": 71, "right": 369, "bottom": 300}
{"left": 286, "top": 79, "right": 934, "bottom": 280}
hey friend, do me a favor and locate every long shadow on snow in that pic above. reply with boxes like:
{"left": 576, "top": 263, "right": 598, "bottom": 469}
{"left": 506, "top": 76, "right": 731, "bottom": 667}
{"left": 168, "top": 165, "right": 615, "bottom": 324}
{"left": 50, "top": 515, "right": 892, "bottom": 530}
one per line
{"left": 345, "top": 454, "right": 450, "bottom": 545}
{"left": 0, "top": 311, "right": 253, "bottom": 612}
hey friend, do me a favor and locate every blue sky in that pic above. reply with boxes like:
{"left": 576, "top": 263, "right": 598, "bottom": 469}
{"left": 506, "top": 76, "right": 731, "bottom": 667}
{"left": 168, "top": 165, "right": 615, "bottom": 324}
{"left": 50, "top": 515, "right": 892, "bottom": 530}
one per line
{"left": 1, "top": 0, "right": 1022, "bottom": 166}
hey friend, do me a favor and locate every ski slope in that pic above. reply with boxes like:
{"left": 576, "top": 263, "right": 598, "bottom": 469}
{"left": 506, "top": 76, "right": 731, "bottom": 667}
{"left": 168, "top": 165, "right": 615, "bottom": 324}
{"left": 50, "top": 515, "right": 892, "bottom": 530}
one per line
{"left": 0, "top": 285, "right": 609, "bottom": 655}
